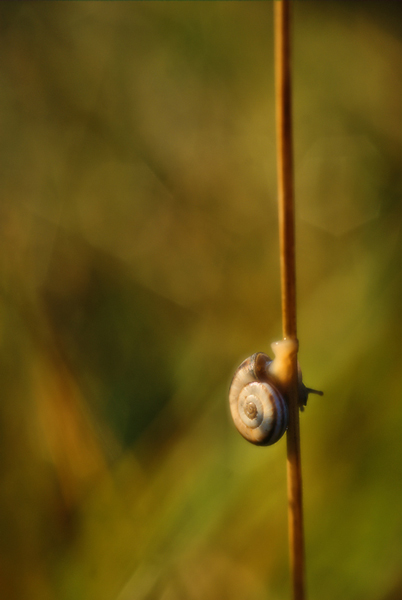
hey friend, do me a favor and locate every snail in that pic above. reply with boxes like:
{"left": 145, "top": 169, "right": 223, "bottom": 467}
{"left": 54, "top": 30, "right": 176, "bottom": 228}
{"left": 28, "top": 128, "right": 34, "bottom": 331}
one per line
{"left": 229, "top": 339, "right": 322, "bottom": 446}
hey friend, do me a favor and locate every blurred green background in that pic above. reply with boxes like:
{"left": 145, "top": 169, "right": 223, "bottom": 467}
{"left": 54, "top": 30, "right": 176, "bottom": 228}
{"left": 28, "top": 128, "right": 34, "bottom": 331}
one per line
{"left": 0, "top": 2, "right": 400, "bottom": 599}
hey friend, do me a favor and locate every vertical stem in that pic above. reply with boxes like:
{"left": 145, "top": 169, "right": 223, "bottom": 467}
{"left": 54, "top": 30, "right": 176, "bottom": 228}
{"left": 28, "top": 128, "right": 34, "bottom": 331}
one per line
{"left": 274, "top": 2, "right": 306, "bottom": 600}
{"left": 275, "top": 0, "right": 296, "bottom": 341}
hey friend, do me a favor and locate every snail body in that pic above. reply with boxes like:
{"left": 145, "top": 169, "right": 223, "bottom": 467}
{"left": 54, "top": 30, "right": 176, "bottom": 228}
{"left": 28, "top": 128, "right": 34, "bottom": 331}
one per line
{"left": 229, "top": 339, "right": 322, "bottom": 446}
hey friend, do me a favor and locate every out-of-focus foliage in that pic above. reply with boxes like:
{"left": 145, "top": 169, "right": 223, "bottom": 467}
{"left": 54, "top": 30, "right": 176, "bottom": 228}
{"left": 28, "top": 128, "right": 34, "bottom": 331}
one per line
{"left": 0, "top": 2, "right": 400, "bottom": 599}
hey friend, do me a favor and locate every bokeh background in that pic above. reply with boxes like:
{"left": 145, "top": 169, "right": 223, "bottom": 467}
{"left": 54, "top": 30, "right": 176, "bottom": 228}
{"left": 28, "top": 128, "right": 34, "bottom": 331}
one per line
{"left": 0, "top": 2, "right": 400, "bottom": 599}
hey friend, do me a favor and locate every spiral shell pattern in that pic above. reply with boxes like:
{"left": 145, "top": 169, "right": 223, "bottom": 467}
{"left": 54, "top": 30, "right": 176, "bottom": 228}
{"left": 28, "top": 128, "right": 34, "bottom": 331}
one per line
{"left": 229, "top": 353, "right": 288, "bottom": 446}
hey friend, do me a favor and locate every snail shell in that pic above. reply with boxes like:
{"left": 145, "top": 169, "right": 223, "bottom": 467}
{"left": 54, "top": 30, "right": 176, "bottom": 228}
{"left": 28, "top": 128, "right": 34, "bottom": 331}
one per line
{"left": 229, "top": 352, "right": 289, "bottom": 446}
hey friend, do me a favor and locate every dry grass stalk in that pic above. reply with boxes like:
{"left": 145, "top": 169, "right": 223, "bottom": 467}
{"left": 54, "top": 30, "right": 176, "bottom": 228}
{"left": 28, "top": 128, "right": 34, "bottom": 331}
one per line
{"left": 274, "top": 1, "right": 306, "bottom": 599}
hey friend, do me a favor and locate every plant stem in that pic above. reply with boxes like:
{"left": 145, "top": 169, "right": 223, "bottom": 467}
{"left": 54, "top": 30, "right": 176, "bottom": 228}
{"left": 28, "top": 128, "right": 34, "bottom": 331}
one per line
{"left": 274, "top": 1, "right": 306, "bottom": 599}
